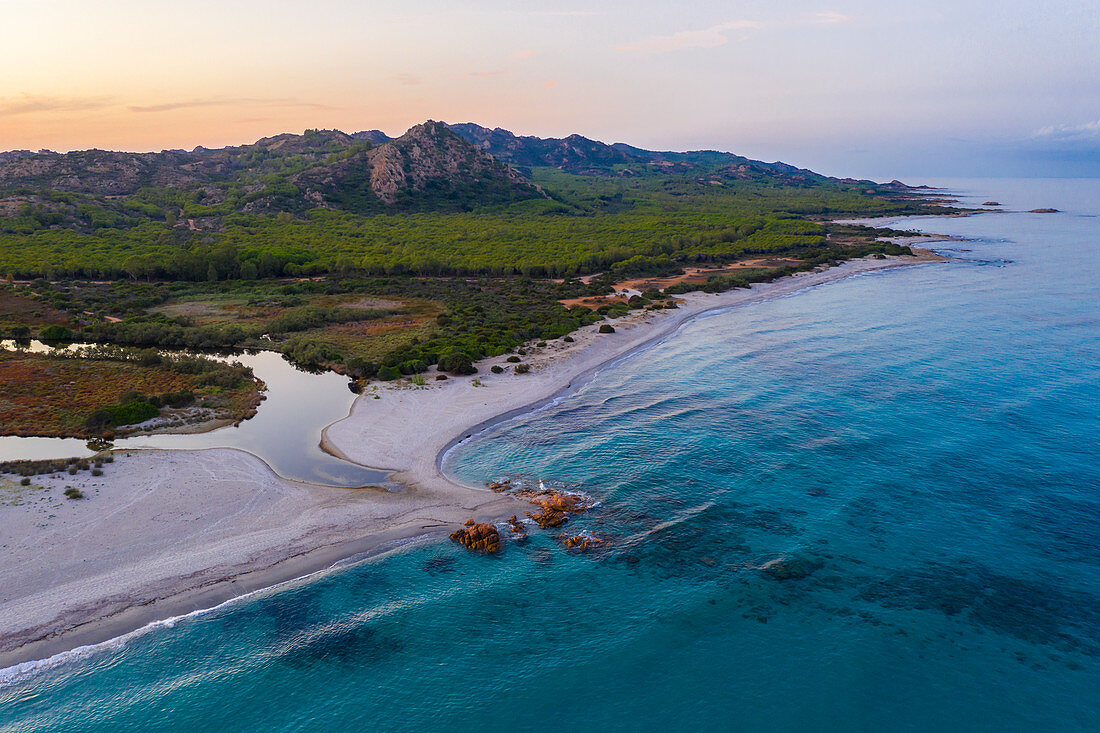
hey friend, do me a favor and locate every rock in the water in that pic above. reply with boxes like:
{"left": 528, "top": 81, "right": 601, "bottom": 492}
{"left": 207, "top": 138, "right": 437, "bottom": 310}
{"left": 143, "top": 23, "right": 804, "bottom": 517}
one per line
{"left": 560, "top": 534, "right": 607, "bottom": 552}
{"left": 982, "top": 201, "right": 1001, "bottom": 206}
{"left": 519, "top": 489, "right": 592, "bottom": 529}
{"left": 449, "top": 522, "right": 502, "bottom": 553}
{"left": 1028, "top": 208, "right": 1059, "bottom": 213}
{"left": 760, "top": 555, "right": 824, "bottom": 580}
{"left": 526, "top": 508, "right": 568, "bottom": 528}
{"left": 533, "top": 492, "right": 586, "bottom": 513}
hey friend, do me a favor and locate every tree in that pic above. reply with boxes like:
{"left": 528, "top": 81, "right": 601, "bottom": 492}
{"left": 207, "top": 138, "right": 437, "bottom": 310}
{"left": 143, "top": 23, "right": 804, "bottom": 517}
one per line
{"left": 258, "top": 252, "right": 279, "bottom": 278}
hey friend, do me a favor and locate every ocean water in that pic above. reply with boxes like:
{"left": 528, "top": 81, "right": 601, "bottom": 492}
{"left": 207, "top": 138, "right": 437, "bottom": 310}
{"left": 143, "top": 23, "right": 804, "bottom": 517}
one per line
{"left": 1, "top": 178, "right": 1098, "bottom": 731}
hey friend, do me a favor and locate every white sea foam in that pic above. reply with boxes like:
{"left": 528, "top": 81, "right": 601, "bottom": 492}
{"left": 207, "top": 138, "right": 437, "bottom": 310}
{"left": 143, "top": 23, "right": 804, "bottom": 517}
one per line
{"left": 0, "top": 600, "right": 230, "bottom": 689}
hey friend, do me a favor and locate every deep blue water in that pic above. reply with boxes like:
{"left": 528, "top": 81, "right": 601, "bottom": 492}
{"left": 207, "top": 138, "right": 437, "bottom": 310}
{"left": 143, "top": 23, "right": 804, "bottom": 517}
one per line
{"left": 1, "top": 179, "right": 1098, "bottom": 731}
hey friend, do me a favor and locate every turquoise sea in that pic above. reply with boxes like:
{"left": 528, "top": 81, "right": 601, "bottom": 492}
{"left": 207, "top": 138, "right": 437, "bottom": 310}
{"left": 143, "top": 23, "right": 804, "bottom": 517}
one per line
{"left": 2, "top": 178, "right": 1098, "bottom": 731}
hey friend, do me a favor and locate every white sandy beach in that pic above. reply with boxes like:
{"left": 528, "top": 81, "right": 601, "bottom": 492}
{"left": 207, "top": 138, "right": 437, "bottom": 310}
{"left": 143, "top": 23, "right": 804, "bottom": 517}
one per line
{"left": 0, "top": 253, "right": 941, "bottom": 668}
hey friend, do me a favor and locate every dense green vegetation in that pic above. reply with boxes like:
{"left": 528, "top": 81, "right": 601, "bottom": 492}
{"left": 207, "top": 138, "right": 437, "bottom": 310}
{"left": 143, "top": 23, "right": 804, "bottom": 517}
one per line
{"left": 3, "top": 274, "right": 604, "bottom": 375}
{"left": 2, "top": 233, "right": 914, "bottom": 383}
{"left": 0, "top": 162, "right": 939, "bottom": 281}
{"left": 0, "top": 126, "right": 940, "bottom": 395}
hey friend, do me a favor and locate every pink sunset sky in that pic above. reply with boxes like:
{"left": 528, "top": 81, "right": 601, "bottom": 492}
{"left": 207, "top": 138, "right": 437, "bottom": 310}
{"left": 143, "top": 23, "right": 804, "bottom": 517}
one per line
{"left": 2, "top": 0, "right": 1097, "bottom": 178}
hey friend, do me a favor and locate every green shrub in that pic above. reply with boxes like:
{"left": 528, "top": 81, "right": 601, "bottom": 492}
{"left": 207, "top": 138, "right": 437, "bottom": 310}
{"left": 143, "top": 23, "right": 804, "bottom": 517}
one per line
{"left": 398, "top": 359, "right": 428, "bottom": 375}
{"left": 563, "top": 336, "right": 574, "bottom": 342}
{"left": 506, "top": 355, "right": 521, "bottom": 363}
{"left": 437, "top": 352, "right": 476, "bottom": 375}
{"left": 598, "top": 324, "right": 615, "bottom": 334}
{"left": 64, "top": 487, "right": 85, "bottom": 499}
{"left": 85, "top": 400, "right": 160, "bottom": 429}
{"left": 39, "top": 324, "right": 74, "bottom": 341}
{"left": 282, "top": 338, "right": 341, "bottom": 370}
{"left": 161, "top": 390, "right": 195, "bottom": 408}
{"left": 515, "top": 363, "right": 531, "bottom": 374}
{"left": 103, "top": 400, "right": 160, "bottom": 426}
{"left": 345, "top": 357, "right": 378, "bottom": 379}
{"left": 19, "top": 477, "right": 30, "bottom": 486}
{"left": 490, "top": 365, "right": 504, "bottom": 374}
{"left": 377, "top": 365, "right": 401, "bottom": 381}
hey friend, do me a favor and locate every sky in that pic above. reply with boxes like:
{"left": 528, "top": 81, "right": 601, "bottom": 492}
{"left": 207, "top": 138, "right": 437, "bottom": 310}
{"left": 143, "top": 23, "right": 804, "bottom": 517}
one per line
{"left": 1, "top": 0, "right": 1098, "bottom": 179}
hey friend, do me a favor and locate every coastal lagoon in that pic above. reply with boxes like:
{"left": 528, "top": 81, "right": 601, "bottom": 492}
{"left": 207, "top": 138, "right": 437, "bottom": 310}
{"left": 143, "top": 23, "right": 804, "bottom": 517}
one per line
{"left": 1, "top": 179, "right": 1097, "bottom": 731}
{"left": 0, "top": 349, "right": 386, "bottom": 488}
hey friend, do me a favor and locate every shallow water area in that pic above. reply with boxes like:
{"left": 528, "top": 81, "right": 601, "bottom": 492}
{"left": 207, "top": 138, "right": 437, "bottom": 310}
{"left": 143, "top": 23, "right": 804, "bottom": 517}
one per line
{"left": 1, "top": 178, "right": 1098, "bottom": 731}
{"left": 0, "top": 346, "right": 388, "bottom": 487}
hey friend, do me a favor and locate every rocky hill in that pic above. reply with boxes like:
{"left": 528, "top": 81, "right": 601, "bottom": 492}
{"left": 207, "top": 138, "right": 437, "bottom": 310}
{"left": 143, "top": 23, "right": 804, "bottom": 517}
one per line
{"left": 0, "top": 122, "right": 545, "bottom": 228}
{"left": 446, "top": 123, "right": 636, "bottom": 171}
{"left": 444, "top": 122, "right": 828, "bottom": 184}
{"left": 285, "top": 121, "right": 541, "bottom": 213}
{"left": 0, "top": 119, "right": 893, "bottom": 235}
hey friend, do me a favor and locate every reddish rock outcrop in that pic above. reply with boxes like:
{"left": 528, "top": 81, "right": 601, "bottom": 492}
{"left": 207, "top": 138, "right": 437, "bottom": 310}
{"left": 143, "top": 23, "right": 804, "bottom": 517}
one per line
{"left": 526, "top": 508, "right": 568, "bottom": 528}
{"left": 560, "top": 534, "right": 607, "bottom": 553}
{"left": 521, "top": 489, "right": 592, "bottom": 529}
{"left": 449, "top": 522, "right": 501, "bottom": 554}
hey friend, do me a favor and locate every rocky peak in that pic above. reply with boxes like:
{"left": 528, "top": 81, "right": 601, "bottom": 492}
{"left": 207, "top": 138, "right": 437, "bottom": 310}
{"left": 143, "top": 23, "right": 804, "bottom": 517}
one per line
{"left": 286, "top": 121, "right": 542, "bottom": 212}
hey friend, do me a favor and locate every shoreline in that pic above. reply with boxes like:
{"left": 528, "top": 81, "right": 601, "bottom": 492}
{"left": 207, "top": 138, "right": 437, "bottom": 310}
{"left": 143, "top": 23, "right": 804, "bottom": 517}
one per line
{"left": 324, "top": 251, "right": 946, "bottom": 497}
{"left": 0, "top": 251, "right": 944, "bottom": 673}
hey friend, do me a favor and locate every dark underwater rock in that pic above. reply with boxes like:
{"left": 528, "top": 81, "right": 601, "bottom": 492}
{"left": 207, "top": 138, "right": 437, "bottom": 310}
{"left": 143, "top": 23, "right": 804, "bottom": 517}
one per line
{"left": 760, "top": 555, "right": 824, "bottom": 580}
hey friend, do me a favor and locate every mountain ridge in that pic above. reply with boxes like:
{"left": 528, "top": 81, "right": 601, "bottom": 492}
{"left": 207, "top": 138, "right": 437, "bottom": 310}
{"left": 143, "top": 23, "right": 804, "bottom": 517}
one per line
{"left": 0, "top": 120, "right": 909, "bottom": 235}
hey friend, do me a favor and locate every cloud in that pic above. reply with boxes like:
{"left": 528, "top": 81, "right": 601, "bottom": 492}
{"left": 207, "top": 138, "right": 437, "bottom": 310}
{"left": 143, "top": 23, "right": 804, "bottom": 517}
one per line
{"left": 813, "top": 11, "right": 850, "bottom": 24}
{"left": 129, "top": 98, "right": 334, "bottom": 113}
{"left": 616, "top": 20, "right": 760, "bottom": 53}
{"left": 1034, "top": 119, "right": 1100, "bottom": 145}
{"left": 509, "top": 50, "right": 539, "bottom": 59}
{"left": 0, "top": 94, "right": 114, "bottom": 116}
{"left": 535, "top": 10, "right": 599, "bottom": 16}
{"left": 393, "top": 73, "right": 421, "bottom": 86}
{"left": 543, "top": 80, "right": 558, "bottom": 89}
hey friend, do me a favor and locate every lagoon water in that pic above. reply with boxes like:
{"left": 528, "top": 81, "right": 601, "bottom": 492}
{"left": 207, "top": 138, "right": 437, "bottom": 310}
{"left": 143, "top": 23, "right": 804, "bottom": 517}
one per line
{"left": 1, "top": 179, "right": 1098, "bottom": 731}
{"left": 0, "top": 349, "right": 385, "bottom": 487}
